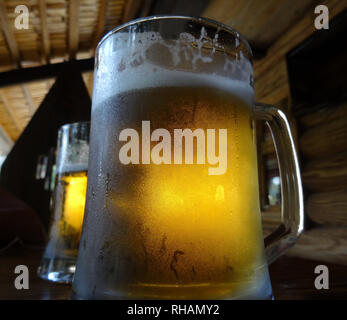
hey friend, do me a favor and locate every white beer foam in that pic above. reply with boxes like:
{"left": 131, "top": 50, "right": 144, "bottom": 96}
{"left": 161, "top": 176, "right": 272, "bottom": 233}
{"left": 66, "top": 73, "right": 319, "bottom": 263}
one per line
{"left": 59, "top": 163, "right": 88, "bottom": 174}
{"left": 94, "top": 67, "right": 254, "bottom": 108}
{"left": 56, "top": 136, "right": 89, "bottom": 174}
{"left": 93, "top": 30, "right": 253, "bottom": 108}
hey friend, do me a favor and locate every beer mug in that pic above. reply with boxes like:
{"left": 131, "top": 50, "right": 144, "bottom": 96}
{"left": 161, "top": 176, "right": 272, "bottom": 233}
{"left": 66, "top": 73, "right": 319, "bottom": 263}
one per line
{"left": 72, "top": 16, "right": 303, "bottom": 299}
{"left": 38, "top": 122, "right": 89, "bottom": 283}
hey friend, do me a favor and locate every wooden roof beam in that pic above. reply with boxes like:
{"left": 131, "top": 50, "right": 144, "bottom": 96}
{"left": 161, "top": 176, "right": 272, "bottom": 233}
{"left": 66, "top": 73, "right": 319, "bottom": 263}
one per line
{"left": 46, "top": 79, "right": 54, "bottom": 91}
{"left": 92, "top": 0, "right": 108, "bottom": 51}
{"left": 38, "top": 0, "right": 51, "bottom": 64}
{"left": 0, "top": 58, "right": 94, "bottom": 87}
{"left": 21, "top": 85, "right": 35, "bottom": 115}
{"left": 0, "top": 0, "right": 21, "bottom": 68}
{"left": 0, "top": 123, "right": 13, "bottom": 147}
{"left": 68, "top": 0, "right": 80, "bottom": 60}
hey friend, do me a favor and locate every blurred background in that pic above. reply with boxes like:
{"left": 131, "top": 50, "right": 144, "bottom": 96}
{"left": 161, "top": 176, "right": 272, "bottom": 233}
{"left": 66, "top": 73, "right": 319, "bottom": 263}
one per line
{"left": 0, "top": 0, "right": 346, "bottom": 299}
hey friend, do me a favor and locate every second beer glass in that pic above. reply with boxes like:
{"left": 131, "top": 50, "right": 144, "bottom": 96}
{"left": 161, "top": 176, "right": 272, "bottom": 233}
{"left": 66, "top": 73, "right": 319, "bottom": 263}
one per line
{"left": 38, "top": 122, "right": 89, "bottom": 283}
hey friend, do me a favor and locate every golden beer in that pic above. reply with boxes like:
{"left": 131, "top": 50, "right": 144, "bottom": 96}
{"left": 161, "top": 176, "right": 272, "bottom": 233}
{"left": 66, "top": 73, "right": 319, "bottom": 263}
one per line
{"left": 74, "top": 76, "right": 271, "bottom": 299}
{"left": 52, "top": 169, "right": 88, "bottom": 248}
{"left": 42, "top": 168, "right": 87, "bottom": 259}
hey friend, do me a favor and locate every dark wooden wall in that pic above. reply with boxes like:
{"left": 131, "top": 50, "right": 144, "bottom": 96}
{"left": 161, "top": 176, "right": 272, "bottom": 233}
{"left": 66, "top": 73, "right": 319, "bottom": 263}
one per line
{"left": 287, "top": 10, "right": 347, "bottom": 228}
{"left": 259, "top": 8, "right": 347, "bottom": 265}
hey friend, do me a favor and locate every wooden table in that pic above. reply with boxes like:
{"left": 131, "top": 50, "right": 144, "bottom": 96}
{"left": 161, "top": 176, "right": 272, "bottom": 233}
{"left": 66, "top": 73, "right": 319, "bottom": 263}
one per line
{"left": 1, "top": 244, "right": 346, "bottom": 300}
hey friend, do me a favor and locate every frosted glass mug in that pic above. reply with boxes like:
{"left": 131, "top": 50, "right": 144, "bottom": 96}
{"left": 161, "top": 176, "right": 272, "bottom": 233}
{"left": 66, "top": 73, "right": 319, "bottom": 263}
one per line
{"left": 71, "top": 16, "right": 303, "bottom": 299}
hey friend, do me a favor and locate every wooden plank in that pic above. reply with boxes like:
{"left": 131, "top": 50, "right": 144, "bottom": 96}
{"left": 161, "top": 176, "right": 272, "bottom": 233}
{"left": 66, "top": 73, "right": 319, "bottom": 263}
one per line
{"left": 253, "top": 0, "right": 347, "bottom": 103}
{"left": 286, "top": 227, "right": 347, "bottom": 266}
{"left": 307, "top": 189, "right": 347, "bottom": 226}
{"left": 0, "top": 122, "right": 13, "bottom": 149}
{"left": 261, "top": 138, "right": 275, "bottom": 156}
{"left": 0, "top": 100, "right": 18, "bottom": 141}
{"left": 0, "top": 58, "right": 94, "bottom": 87}
{"left": 0, "top": 0, "right": 21, "bottom": 67}
{"left": 46, "top": 79, "right": 54, "bottom": 91}
{"left": 270, "top": 255, "right": 347, "bottom": 299}
{"left": 299, "top": 101, "right": 347, "bottom": 130}
{"left": 21, "top": 85, "right": 35, "bottom": 115}
{"left": 92, "top": 0, "right": 108, "bottom": 50}
{"left": 262, "top": 208, "right": 281, "bottom": 231}
{"left": 254, "top": 59, "right": 290, "bottom": 104}
{"left": 0, "top": 89, "right": 21, "bottom": 132}
{"left": 299, "top": 116, "right": 347, "bottom": 159}
{"left": 68, "top": 0, "right": 80, "bottom": 60}
{"left": 302, "top": 153, "right": 347, "bottom": 192}
{"left": 203, "top": 0, "right": 317, "bottom": 49}
{"left": 255, "top": 0, "right": 347, "bottom": 77}
{"left": 38, "top": 0, "right": 51, "bottom": 64}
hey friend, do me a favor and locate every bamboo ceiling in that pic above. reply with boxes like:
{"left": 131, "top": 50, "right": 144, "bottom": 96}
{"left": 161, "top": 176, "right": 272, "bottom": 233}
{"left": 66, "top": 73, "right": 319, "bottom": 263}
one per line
{"left": 0, "top": 0, "right": 346, "bottom": 145}
{"left": 0, "top": 0, "right": 128, "bottom": 142}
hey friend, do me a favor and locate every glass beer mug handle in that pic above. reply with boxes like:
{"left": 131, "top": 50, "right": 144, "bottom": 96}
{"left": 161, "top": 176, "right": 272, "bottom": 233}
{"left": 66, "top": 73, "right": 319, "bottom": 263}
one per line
{"left": 255, "top": 103, "right": 304, "bottom": 265}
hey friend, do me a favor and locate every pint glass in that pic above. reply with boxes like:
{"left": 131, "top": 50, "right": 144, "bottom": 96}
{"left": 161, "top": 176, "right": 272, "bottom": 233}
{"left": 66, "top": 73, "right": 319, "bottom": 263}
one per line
{"left": 72, "top": 16, "right": 303, "bottom": 299}
{"left": 38, "top": 122, "right": 89, "bottom": 283}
